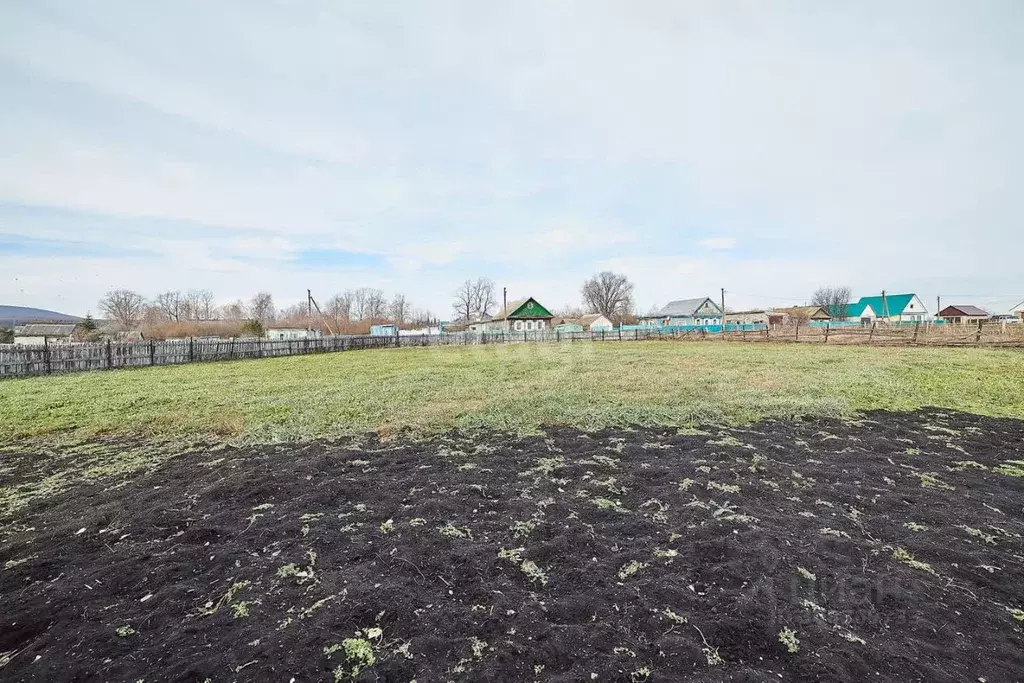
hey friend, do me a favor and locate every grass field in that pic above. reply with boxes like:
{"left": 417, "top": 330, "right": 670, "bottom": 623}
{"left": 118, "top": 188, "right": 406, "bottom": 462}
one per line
{"left": 4, "top": 341, "right": 1024, "bottom": 681}
{"left": 1, "top": 341, "right": 1023, "bottom": 444}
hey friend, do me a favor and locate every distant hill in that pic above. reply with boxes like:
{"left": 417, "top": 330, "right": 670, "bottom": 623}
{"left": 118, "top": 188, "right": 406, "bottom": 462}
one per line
{"left": 0, "top": 305, "right": 83, "bottom": 327}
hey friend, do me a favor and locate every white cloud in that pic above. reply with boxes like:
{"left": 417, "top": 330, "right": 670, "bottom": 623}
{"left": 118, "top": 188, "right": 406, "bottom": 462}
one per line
{"left": 698, "top": 237, "right": 737, "bottom": 250}
{"left": 0, "top": 0, "right": 1021, "bottom": 317}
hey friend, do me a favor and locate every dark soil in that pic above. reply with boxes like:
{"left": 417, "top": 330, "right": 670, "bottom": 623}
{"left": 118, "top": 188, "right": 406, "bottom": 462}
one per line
{"left": 2, "top": 408, "right": 1024, "bottom": 682}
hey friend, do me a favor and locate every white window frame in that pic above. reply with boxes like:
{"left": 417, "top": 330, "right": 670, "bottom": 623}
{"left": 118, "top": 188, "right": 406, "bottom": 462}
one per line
{"left": 514, "top": 321, "right": 523, "bottom": 331}
{"left": 526, "top": 321, "right": 534, "bottom": 330}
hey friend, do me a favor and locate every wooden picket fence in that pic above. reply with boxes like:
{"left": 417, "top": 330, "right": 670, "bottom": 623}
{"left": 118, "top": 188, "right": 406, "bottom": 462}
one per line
{"left": 2, "top": 321, "right": 1021, "bottom": 379}
{"left": 0, "top": 335, "right": 393, "bottom": 378}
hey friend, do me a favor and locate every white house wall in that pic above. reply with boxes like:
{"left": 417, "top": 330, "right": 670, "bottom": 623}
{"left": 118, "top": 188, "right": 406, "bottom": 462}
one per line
{"left": 903, "top": 295, "right": 929, "bottom": 320}
{"left": 13, "top": 336, "right": 48, "bottom": 346}
{"left": 853, "top": 304, "right": 878, "bottom": 321}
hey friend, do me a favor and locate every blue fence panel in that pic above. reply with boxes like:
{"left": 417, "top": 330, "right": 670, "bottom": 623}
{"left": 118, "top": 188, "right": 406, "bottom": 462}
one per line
{"left": 620, "top": 323, "right": 766, "bottom": 334}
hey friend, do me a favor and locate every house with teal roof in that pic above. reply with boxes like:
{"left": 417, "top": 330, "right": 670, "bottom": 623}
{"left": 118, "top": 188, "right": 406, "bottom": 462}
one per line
{"left": 829, "top": 293, "right": 929, "bottom": 322}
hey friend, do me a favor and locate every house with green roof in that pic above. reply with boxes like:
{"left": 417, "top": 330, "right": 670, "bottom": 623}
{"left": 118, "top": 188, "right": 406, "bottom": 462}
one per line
{"left": 468, "top": 297, "right": 554, "bottom": 333}
{"left": 829, "top": 293, "right": 929, "bottom": 322}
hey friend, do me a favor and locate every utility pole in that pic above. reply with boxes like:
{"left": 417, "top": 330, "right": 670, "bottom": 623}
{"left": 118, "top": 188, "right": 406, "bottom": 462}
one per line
{"left": 880, "top": 290, "right": 888, "bottom": 321}
{"left": 720, "top": 288, "right": 726, "bottom": 337}
{"left": 307, "top": 289, "right": 312, "bottom": 325}
{"left": 936, "top": 295, "right": 940, "bottom": 316}
{"left": 503, "top": 287, "right": 508, "bottom": 331}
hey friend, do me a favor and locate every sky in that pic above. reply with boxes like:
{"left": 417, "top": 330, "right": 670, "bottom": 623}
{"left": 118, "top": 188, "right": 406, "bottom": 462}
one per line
{"left": 1, "top": 0, "right": 1023, "bottom": 319}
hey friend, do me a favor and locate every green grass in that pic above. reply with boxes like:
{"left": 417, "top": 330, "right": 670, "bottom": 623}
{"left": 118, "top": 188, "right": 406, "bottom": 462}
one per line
{"left": 2, "top": 342, "right": 1023, "bottom": 444}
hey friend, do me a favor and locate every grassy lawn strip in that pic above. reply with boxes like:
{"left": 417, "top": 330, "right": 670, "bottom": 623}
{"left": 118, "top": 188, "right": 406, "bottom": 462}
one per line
{"left": 1, "top": 342, "right": 1022, "bottom": 444}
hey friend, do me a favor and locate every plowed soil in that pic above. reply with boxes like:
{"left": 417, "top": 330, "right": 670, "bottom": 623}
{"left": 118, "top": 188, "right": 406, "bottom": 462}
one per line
{"left": 2, "top": 408, "right": 1023, "bottom": 682}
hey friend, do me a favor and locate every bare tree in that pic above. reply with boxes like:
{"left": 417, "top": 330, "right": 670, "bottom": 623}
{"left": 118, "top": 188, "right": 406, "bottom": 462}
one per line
{"left": 326, "top": 292, "right": 352, "bottom": 326}
{"left": 154, "top": 291, "right": 183, "bottom": 321}
{"left": 453, "top": 280, "right": 475, "bottom": 322}
{"left": 349, "top": 287, "right": 386, "bottom": 320}
{"left": 555, "top": 305, "right": 585, "bottom": 319}
{"left": 352, "top": 288, "right": 367, "bottom": 320}
{"left": 364, "top": 288, "right": 387, "bottom": 320}
{"left": 471, "top": 278, "right": 496, "bottom": 318}
{"left": 389, "top": 294, "right": 410, "bottom": 323}
{"left": 99, "top": 289, "right": 146, "bottom": 328}
{"left": 453, "top": 277, "right": 496, "bottom": 321}
{"left": 196, "top": 289, "right": 216, "bottom": 320}
{"left": 181, "top": 289, "right": 215, "bottom": 320}
{"left": 582, "top": 271, "right": 635, "bottom": 320}
{"left": 218, "top": 300, "right": 248, "bottom": 321}
{"left": 250, "top": 292, "right": 275, "bottom": 325}
{"left": 811, "top": 286, "right": 852, "bottom": 319}
{"left": 141, "top": 304, "right": 166, "bottom": 326}
{"left": 279, "top": 302, "right": 310, "bottom": 320}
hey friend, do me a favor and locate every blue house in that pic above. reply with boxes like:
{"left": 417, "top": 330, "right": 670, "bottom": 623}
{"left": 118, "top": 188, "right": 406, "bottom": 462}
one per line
{"left": 638, "top": 297, "right": 723, "bottom": 327}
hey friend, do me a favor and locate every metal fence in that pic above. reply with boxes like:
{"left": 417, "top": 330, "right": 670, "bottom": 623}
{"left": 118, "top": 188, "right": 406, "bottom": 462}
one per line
{"left": 2, "top": 321, "right": 1021, "bottom": 379}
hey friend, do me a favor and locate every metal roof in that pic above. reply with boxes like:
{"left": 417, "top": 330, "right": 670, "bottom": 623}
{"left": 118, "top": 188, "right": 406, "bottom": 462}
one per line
{"left": 940, "top": 305, "right": 989, "bottom": 317}
{"left": 647, "top": 297, "right": 719, "bottom": 318}
{"left": 489, "top": 298, "right": 553, "bottom": 321}
{"left": 16, "top": 323, "right": 77, "bottom": 337}
{"left": 857, "top": 294, "right": 918, "bottom": 317}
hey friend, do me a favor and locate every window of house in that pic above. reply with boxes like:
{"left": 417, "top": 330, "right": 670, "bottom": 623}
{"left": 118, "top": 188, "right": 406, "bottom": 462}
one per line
{"left": 526, "top": 321, "right": 534, "bottom": 330}
{"left": 514, "top": 321, "right": 523, "bottom": 331}
{"left": 537, "top": 320, "right": 544, "bottom": 329}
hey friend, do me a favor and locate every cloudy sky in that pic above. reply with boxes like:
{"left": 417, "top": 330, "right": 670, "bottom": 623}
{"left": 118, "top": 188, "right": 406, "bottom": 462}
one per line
{"left": 2, "top": 0, "right": 1022, "bottom": 318}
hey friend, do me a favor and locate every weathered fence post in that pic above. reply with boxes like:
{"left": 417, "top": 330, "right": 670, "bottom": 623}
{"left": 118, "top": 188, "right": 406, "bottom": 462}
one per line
{"left": 868, "top": 322, "right": 875, "bottom": 344}
{"left": 229, "top": 339, "right": 235, "bottom": 360}
{"left": 824, "top": 323, "right": 830, "bottom": 344}
{"left": 975, "top": 320, "right": 983, "bottom": 344}
{"left": 106, "top": 339, "right": 113, "bottom": 369}
{"left": 912, "top": 321, "right": 920, "bottom": 343}
{"left": 44, "top": 337, "right": 51, "bottom": 375}
{"left": 188, "top": 337, "right": 194, "bottom": 362}
{"left": 148, "top": 339, "right": 155, "bottom": 366}
{"left": 795, "top": 324, "right": 799, "bottom": 342}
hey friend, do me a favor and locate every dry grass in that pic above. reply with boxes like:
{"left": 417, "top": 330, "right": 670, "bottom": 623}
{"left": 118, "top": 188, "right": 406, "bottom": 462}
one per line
{"left": 1, "top": 341, "right": 1023, "bottom": 444}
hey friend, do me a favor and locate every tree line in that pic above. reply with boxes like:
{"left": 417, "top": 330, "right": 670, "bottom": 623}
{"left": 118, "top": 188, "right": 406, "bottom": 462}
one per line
{"left": 98, "top": 288, "right": 434, "bottom": 331}
{"left": 95, "top": 278, "right": 854, "bottom": 334}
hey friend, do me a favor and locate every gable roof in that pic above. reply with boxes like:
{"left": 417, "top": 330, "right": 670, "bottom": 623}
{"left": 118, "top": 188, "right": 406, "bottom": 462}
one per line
{"left": 939, "top": 305, "right": 989, "bottom": 317}
{"left": 647, "top": 297, "right": 721, "bottom": 318}
{"left": 773, "top": 306, "right": 831, "bottom": 319}
{"left": 16, "top": 323, "right": 77, "bottom": 337}
{"left": 857, "top": 294, "right": 918, "bottom": 317}
{"left": 490, "top": 297, "right": 553, "bottom": 321}
{"left": 829, "top": 301, "right": 873, "bottom": 318}
{"left": 578, "top": 313, "right": 609, "bottom": 326}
